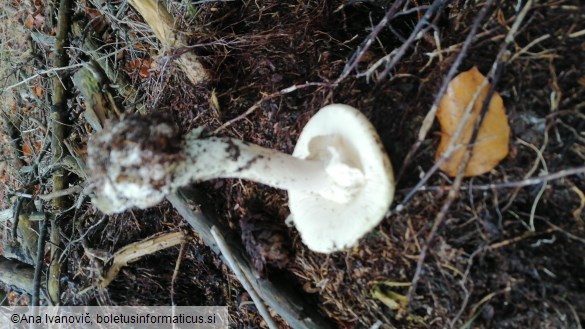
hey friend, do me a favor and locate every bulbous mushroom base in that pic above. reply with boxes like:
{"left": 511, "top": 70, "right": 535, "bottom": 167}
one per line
{"left": 88, "top": 115, "right": 184, "bottom": 214}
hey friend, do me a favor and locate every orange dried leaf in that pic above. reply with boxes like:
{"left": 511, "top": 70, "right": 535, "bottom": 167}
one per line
{"left": 22, "top": 140, "right": 42, "bottom": 157}
{"left": 125, "top": 59, "right": 142, "bottom": 70}
{"left": 138, "top": 66, "right": 150, "bottom": 78}
{"left": 24, "top": 14, "right": 34, "bottom": 29}
{"left": 125, "top": 59, "right": 152, "bottom": 79}
{"left": 22, "top": 142, "right": 33, "bottom": 157}
{"left": 435, "top": 66, "right": 510, "bottom": 177}
{"left": 32, "top": 85, "right": 44, "bottom": 97}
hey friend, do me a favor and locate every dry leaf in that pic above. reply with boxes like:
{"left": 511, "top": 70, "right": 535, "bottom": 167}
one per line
{"left": 435, "top": 66, "right": 510, "bottom": 177}
{"left": 125, "top": 58, "right": 152, "bottom": 79}
{"left": 24, "top": 14, "right": 34, "bottom": 29}
{"left": 370, "top": 281, "right": 410, "bottom": 311}
{"left": 138, "top": 65, "right": 150, "bottom": 78}
{"left": 22, "top": 139, "right": 42, "bottom": 157}
{"left": 31, "top": 85, "right": 44, "bottom": 97}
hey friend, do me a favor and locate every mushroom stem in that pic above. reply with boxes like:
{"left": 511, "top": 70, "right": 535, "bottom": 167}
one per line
{"left": 175, "top": 136, "right": 362, "bottom": 203}
{"left": 89, "top": 105, "right": 395, "bottom": 253}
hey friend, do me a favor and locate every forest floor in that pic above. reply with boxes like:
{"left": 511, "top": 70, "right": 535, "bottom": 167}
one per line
{"left": 1, "top": 1, "right": 584, "bottom": 328}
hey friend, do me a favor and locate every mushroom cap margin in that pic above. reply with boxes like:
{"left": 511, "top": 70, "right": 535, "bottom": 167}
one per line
{"left": 288, "top": 104, "right": 395, "bottom": 253}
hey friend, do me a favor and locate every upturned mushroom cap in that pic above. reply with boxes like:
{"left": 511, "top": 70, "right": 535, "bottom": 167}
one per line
{"left": 288, "top": 104, "right": 395, "bottom": 253}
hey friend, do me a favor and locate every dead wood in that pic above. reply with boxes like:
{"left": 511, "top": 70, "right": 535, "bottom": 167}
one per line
{"left": 48, "top": 0, "right": 74, "bottom": 305}
{"left": 167, "top": 187, "right": 334, "bottom": 329}
{"left": 32, "top": 214, "right": 49, "bottom": 306}
{"left": 0, "top": 256, "right": 36, "bottom": 295}
{"left": 98, "top": 231, "right": 187, "bottom": 288}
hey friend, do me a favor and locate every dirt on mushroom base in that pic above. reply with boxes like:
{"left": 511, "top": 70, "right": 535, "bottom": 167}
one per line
{"left": 1, "top": 0, "right": 584, "bottom": 328}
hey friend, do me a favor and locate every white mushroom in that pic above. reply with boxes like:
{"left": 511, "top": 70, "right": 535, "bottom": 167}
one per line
{"left": 88, "top": 104, "right": 395, "bottom": 253}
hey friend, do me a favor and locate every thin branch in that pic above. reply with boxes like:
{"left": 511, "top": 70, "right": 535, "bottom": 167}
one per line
{"left": 375, "top": 0, "right": 447, "bottom": 81}
{"left": 170, "top": 241, "right": 187, "bottom": 306}
{"left": 488, "top": 228, "right": 557, "bottom": 250}
{"left": 48, "top": 0, "right": 75, "bottom": 305}
{"left": 335, "top": 0, "right": 406, "bottom": 83}
{"left": 213, "top": 82, "right": 332, "bottom": 134}
{"left": 38, "top": 185, "right": 83, "bottom": 201}
{"left": 11, "top": 197, "right": 25, "bottom": 240}
{"left": 32, "top": 213, "right": 49, "bottom": 306}
{"left": 211, "top": 226, "right": 279, "bottom": 329}
{"left": 167, "top": 187, "right": 333, "bottom": 329}
{"left": 399, "top": 165, "right": 585, "bottom": 193}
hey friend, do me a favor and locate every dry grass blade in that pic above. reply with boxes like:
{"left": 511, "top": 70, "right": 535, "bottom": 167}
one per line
{"left": 98, "top": 231, "right": 186, "bottom": 288}
{"left": 127, "top": 0, "right": 209, "bottom": 84}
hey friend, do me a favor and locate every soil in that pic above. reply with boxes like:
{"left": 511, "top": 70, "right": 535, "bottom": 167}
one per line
{"left": 1, "top": 0, "right": 584, "bottom": 328}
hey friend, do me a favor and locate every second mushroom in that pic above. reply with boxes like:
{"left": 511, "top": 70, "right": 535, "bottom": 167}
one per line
{"left": 88, "top": 104, "right": 395, "bottom": 253}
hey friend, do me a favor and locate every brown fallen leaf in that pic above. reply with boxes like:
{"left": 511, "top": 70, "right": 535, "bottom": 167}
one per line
{"left": 24, "top": 14, "right": 34, "bottom": 29}
{"left": 125, "top": 58, "right": 152, "bottom": 79}
{"left": 22, "top": 139, "right": 42, "bottom": 158}
{"left": 435, "top": 66, "right": 510, "bottom": 177}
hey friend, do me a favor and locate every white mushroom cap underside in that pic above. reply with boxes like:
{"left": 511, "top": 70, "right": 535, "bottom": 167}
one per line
{"left": 289, "top": 104, "right": 395, "bottom": 253}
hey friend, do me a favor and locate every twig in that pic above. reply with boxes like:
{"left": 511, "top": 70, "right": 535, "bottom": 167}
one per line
{"left": 561, "top": 298, "right": 583, "bottom": 329}
{"left": 541, "top": 219, "right": 585, "bottom": 245}
{"left": 213, "top": 82, "right": 331, "bottom": 134}
{"left": 398, "top": 165, "right": 585, "bottom": 194}
{"left": 397, "top": 69, "right": 494, "bottom": 213}
{"left": 449, "top": 247, "right": 486, "bottom": 327}
{"left": 398, "top": 0, "right": 536, "bottom": 208}
{"left": 32, "top": 214, "right": 49, "bottom": 306}
{"left": 99, "top": 231, "right": 186, "bottom": 288}
{"left": 38, "top": 185, "right": 83, "bottom": 201}
{"left": 3, "top": 63, "right": 84, "bottom": 91}
{"left": 11, "top": 197, "right": 25, "bottom": 240}
{"left": 374, "top": 0, "right": 447, "bottom": 81}
{"left": 48, "top": 0, "right": 75, "bottom": 305}
{"left": 170, "top": 240, "right": 187, "bottom": 306}
{"left": 211, "top": 226, "right": 279, "bottom": 329}
{"left": 516, "top": 139, "right": 548, "bottom": 232}
{"left": 3, "top": 45, "right": 136, "bottom": 92}
{"left": 408, "top": 67, "right": 499, "bottom": 303}
{"left": 335, "top": 0, "right": 406, "bottom": 83}
{"left": 488, "top": 228, "right": 556, "bottom": 250}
